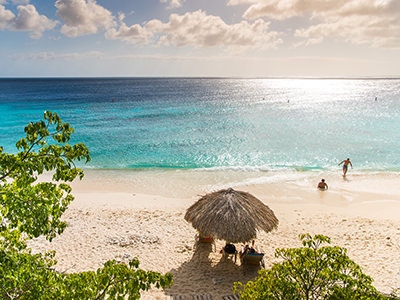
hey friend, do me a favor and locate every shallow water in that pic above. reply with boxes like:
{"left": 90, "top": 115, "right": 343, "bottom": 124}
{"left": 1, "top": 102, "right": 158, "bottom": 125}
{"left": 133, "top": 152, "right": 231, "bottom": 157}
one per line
{"left": 1, "top": 78, "right": 400, "bottom": 174}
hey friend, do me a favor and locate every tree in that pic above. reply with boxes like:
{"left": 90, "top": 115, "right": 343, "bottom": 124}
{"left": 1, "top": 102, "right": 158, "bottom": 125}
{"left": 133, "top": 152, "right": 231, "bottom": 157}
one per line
{"left": 0, "top": 111, "right": 172, "bottom": 299}
{"left": 234, "top": 234, "right": 397, "bottom": 300}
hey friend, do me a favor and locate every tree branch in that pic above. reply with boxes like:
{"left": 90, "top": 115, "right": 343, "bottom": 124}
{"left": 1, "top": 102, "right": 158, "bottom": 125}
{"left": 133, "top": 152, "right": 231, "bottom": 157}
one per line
{"left": 0, "top": 124, "right": 66, "bottom": 182}
{"left": 95, "top": 275, "right": 116, "bottom": 300}
{"left": 0, "top": 285, "right": 13, "bottom": 300}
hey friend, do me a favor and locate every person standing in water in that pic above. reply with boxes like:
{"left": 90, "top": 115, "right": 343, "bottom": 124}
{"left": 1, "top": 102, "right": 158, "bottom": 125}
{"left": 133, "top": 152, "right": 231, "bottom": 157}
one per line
{"left": 338, "top": 158, "right": 352, "bottom": 176}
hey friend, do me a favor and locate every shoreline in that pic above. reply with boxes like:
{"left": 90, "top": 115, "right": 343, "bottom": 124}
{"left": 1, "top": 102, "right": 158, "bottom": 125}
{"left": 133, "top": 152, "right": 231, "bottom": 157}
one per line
{"left": 30, "top": 170, "right": 400, "bottom": 299}
{"left": 69, "top": 169, "right": 400, "bottom": 218}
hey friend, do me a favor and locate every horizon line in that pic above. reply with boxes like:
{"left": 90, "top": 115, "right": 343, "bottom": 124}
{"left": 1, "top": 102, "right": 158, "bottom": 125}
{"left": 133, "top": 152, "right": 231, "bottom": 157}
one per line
{"left": 1, "top": 76, "right": 400, "bottom": 80}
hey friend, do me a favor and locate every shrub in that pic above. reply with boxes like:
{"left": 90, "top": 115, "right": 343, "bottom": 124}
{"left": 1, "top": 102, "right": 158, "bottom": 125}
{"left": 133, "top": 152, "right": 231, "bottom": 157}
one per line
{"left": 234, "top": 234, "right": 397, "bottom": 300}
{"left": 0, "top": 111, "right": 172, "bottom": 299}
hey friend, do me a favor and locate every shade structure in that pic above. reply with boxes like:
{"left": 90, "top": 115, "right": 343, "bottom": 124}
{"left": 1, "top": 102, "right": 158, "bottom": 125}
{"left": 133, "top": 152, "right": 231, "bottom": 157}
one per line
{"left": 184, "top": 188, "right": 278, "bottom": 243}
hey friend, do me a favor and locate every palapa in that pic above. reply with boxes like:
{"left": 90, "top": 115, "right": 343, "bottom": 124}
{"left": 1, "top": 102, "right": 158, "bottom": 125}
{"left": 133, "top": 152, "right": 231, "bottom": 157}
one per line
{"left": 184, "top": 188, "right": 278, "bottom": 243}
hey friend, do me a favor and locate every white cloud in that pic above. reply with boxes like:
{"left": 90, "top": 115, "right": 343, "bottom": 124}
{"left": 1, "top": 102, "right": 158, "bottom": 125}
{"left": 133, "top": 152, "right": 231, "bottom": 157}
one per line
{"left": 160, "top": 0, "right": 184, "bottom": 9}
{"left": 106, "top": 10, "right": 281, "bottom": 50}
{"left": 10, "top": 50, "right": 104, "bottom": 60}
{"left": 227, "top": 0, "right": 253, "bottom": 5}
{"left": 0, "top": 4, "right": 56, "bottom": 38}
{"left": 12, "top": 5, "right": 57, "bottom": 38}
{"left": 229, "top": 0, "right": 349, "bottom": 20}
{"left": 0, "top": 5, "right": 14, "bottom": 29}
{"left": 105, "top": 21, "right": 153, "bottom": 44}
{"left": 0, "top": 0, "right": 8, "bottom": 4}
{"left": 105, "top": 12, "right": 152, "bottom": 44}
{"left": 55, "top": 0, "right": 116, "bottom": 37}
{"left": 148, "top": 10, "right": 281, "bottom": 49}
{"left": 228, "top": 0, "right": 400, "bottom": 48}
{"left": 295, "top": 15, "right": 400, "bottom": 48}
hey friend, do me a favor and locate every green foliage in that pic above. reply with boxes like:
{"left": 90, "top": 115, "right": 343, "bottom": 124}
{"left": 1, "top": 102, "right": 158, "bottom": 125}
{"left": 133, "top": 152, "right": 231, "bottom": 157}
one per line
{"left": 1, "top": 111, "right": 90, "bottom": 240}
{"left": 0, "top": 241, "right": 173, "bottom": 300}
{"left": 234, "top": 234, "right": 397, "bottom": 300}
{"left": 0, "top": 111, "right": 172, "bottom": 299}
{"left": 0, "top": 237, "right": 58, "bottom": 299}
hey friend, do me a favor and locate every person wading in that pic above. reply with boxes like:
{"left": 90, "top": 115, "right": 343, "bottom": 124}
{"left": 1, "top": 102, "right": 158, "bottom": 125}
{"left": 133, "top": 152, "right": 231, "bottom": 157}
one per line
{"left": 338, "top": 158, "right": 353, "bottom": 176}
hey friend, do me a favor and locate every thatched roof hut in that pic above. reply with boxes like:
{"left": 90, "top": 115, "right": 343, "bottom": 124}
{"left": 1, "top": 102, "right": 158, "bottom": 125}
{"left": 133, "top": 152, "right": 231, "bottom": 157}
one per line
{"left": 184, "top": 188, "right": 278, "bottom": 243}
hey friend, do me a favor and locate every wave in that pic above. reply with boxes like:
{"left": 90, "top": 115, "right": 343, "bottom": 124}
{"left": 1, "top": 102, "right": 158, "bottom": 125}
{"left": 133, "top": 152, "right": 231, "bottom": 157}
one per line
{"left": 81, "top": 162, "right": 400, "bottom": 174}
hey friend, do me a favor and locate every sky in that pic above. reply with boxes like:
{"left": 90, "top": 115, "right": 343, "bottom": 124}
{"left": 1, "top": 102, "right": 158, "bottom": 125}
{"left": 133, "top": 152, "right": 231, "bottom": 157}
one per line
{"left": 0, "top": 0, "right": 399, "bottom": 77}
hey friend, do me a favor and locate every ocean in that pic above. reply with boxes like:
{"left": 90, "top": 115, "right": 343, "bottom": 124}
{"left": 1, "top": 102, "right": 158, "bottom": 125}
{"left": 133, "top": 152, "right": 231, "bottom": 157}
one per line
{"left": 1, "top": 78, "right": 400, "bottom": 181}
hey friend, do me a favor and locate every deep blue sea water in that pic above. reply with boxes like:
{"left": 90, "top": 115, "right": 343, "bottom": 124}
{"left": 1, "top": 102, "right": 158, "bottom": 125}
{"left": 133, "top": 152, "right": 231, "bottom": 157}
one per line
{"left": 1, "top": 78, "right": 400, "bottom": 173}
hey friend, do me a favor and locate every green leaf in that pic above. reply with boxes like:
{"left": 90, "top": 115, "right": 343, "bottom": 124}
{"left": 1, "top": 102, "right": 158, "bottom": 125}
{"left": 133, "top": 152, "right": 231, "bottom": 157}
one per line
{"left": 1, "top": 111, "right": 173, "bottom": 299}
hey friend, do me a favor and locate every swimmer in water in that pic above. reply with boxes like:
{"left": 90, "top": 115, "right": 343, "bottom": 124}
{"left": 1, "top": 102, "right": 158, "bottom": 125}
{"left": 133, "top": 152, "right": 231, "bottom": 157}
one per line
{"left": 317, "top": 179, "right": 328, "bottom": 190}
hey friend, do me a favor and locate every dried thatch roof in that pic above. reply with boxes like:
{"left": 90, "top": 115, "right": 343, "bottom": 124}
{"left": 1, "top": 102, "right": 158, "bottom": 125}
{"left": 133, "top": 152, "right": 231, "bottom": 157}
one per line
{"left": 184, "top": 188, "right": 278, "bottom": 243}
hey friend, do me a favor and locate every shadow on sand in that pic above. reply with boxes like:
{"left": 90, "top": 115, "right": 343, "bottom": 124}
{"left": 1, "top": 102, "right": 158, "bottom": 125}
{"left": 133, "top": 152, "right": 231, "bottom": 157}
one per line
{"left": 164, "top": 242, "right": 263, "bottom": 299}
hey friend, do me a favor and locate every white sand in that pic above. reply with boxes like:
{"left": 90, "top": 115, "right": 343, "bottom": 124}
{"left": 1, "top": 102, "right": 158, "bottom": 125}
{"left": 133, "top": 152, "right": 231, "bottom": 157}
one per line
{"left": 29, "top": 171, "right": 400, "bottom": 299}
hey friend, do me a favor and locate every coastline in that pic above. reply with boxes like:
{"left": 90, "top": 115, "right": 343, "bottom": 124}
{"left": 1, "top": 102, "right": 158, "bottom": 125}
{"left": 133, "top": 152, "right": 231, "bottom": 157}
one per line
{"left": 30, "top": 169, "right": 400, "bottom": 299}
{"left": 67, "top": 168, "right": 400, "bottom": 219}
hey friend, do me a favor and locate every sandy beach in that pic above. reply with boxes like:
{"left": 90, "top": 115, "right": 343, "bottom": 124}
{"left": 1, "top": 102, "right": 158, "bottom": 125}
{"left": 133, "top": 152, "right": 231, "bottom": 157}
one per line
{"left": 29, "top": 170, "right": 400, "bottom": 299}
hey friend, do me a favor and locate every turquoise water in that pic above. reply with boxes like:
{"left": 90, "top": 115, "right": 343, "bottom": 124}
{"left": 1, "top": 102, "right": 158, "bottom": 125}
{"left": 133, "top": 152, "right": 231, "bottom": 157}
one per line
{"left": 1, "top": 78, "right": 400, "bottom": 173}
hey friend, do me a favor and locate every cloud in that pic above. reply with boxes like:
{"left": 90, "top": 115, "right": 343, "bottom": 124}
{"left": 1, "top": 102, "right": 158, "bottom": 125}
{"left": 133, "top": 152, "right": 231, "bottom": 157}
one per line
{"left": 295, "top": 15, "right": 400, "bottom": 48}
{"left": 228, "top": 0, "right": 349, "bottom": 20}
{"left": 148, "top": 10, "right": 281, "bottom": 48}
{"left": 228, "top": 0, "right": 400, "bottom": 48}
{"left": 0, "top": 4, "right": 57, "bottom": 38}
{"left": 227, "top": 0, "right": 253, "bottom": 5}
{"left": 160, "top": 0, "right": 184, "bottom": 9}
{"left": 11, "top": 5, "right": 57, "bottom": 38}
{"left": 9, "top": 50, "right": 104, "bottom": 60}
{"left": 0, "top": 0, "right": 7, "bottom": 4}
{"left": 0, "top": 5, "right": 14, "bottom": 29}
{"left": 105, "top": 12, "right": 153, "bottom": 44}
{"left": 106, "top": 10, "right": 281, "bottom": 50}
{"left": 55, "top": 0, "right": 116, "bottom": 37}
{"left": 105, "top": 21, "right": 153, "bottom": 44}
{"left": 147, "top": 10, "right": 281, "bottom": 49}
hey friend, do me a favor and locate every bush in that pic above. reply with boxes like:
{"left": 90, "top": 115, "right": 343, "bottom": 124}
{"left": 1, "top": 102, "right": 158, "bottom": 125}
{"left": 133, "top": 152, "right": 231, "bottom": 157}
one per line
{"left": 234, "top": 234, "right": 397, "bottom": 300}
{"left": 0, "top": 111, "right": 172, "bottom": 299}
